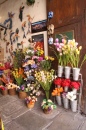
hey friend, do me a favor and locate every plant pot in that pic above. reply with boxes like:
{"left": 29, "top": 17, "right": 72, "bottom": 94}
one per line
{"left": 57, "top": 65, "right": 63, "bottom": 77}
{"left": 72, "top": 88, "right": 77, "bottom": 94}
{"left": 27, "top": 102, "right": 35, "bottom": 109}
{"left": 56, "top": 95, "right": 62, "bottom": 106}
{"left": 72, "top": 68, "right": 80, "bottom": 81}
{"left": 8, "top": 88, "right": 16, "bottom": 95}
{"left": 64, "top": 66, "right": 71, "bottom": 79}
{"left": 62, "top": 97, "right": 69, "bottom": 109}
{"left": 43, "top": 108, "right": 52, "bottom": 114}
{"left": 64, "top": 86, "right": 69, "bottom": 92}
{"left": 1, "top": 89, "right": 8, "bottom": 95}
{"left": 18, "top": 91, "right": 27, "bottom": 99}
{"left": 70, "top": 100, "right": 77, "bottom": 112}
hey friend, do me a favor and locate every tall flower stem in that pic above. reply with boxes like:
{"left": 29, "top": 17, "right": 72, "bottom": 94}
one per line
{"left": 45, "top": 90, "right": 49, "bottom": 100}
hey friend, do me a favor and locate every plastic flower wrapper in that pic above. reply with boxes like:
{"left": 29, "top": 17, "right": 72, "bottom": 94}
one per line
{"left": 66, "top": 91, "right": 77, "bottom": 101}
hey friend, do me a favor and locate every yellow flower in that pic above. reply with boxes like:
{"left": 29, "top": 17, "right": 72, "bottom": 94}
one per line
{"left": 79, "top": 46, "right": 82, "bottom": 50}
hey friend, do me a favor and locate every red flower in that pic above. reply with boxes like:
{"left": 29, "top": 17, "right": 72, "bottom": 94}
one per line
{"left": 70, "top": 81, "right": 81, "bottom": 90}
{"left": 61, "top": 79, "right": 71, "bottom": 87}
{"left": 54, "top": 78, "right": 62, "bottom": 85}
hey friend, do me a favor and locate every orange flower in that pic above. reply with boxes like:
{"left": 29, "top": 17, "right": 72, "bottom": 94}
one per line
{"left": 52, "top": 87, "right": 63, "bottom": 96}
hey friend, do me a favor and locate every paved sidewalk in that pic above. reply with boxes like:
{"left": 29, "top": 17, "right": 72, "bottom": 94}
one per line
{"left": 0, "top": 94, "right": 86, "bottom": 130}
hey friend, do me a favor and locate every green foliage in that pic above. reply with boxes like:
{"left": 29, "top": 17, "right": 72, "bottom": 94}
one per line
{"left": 13, "top": 49, "right": 25, "bottom": 69}
{"left": 26, "top": 0, "right": 35, "bottom": 5}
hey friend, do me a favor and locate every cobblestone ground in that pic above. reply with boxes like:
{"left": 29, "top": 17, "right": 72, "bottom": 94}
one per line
{"left": 0, "top": 94, "right": 86, "bottom": 130}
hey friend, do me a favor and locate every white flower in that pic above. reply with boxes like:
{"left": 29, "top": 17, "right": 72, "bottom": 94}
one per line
{"left": 66, "top": 91, "right": 76, "bottom": 101}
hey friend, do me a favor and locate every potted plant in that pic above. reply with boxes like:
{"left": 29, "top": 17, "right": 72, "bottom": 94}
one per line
{"left": 35, "top": 69, "right": 56, "bottom": 113}
{"left": 61, "top": 78, "right": 71, "bottom": 92}
{"left": 25, "top": 95, "right": 37, "bottom": 109}
{"left": 0, "top": 85, "right": 8, "bottom": 95}
{"left": 66, "top": 91, "right": 77, "bottom": 112}
{"left": 41, "top": 99, "right": 56, "bottom": 114}
{"left": 12, "top": 68, "right": 27, "bottom": 98}
{"left": 52, "top": 87, "right": 63, "bottom": 106}
{"left": 68, "top": 39, "right": 86, "bottom": 80}
{"left": 25, "top": 83, "right": 41, "bottom": 108}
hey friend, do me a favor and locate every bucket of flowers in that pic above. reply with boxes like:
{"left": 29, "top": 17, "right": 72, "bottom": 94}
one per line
{"left": 12, "top": 68, "right": 27, "bottom": 98}
{"left": 35, "top": 69, "right": 57, "bottom": 114}
{"left": 0, "top": 85, "right": 8, "bottom": 95}
{"left": 41, "top": 99, "right": 56, "bottom": 114}
{"left": 61, "top": 78, "right": 71, "bottom": 92}
{"left": 25, "top": 83, "right": 41, "bottom": 108}
{"left": 25, "top": 96, "right": 37, "bottom": 109}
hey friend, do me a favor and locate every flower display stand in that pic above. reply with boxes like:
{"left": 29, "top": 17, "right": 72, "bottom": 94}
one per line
{"left": 55, "top": 70, "right": 83, "bottom": 113}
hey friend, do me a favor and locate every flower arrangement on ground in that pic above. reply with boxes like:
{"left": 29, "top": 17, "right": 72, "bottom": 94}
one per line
{"left": 25, "top": 83, "right": 41, "bottom": 108}
{"left": 35, "top": 69, "right": 57, "bottom": 113}
{"left": 41, "top": 99, "right": 56, "bottom": 114}
{"left": 35, "top": 69, "right": 56, "bottom": 100}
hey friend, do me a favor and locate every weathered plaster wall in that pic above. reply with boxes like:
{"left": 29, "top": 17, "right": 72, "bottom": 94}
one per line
{"left": 0, "top": 0, "right": 47, "bottom": 61}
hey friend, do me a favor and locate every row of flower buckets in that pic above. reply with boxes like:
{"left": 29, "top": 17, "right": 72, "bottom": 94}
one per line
{"left": 58, "top": 65, "right": 80, "bottom": 81}
{"left": 56, "top": 95, "right": 77, "bottom": 112}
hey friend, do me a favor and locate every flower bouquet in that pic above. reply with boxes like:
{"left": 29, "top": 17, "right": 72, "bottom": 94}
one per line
{"left": 0, "top": 85, "right": 8, "bottom": 95}
{"left": 40, "top": 56, "right": 54, "bottom": 71}
{"left": 35, "top": 69, "right": 56, "bottom": 100}
{"left": 52, "top": 87, "right": 63, "bottom": 106}
{"left": 35, "top": 69, "right": 56, "bottom": 113}
{"left": 61, "top": 79, "right": 71, "bottom": 92}
{"left": 41, "top": 99, "right": 56, "bottom": 114}
{"left": 54, "top": 78, "right": 62, "bottom": 87}
{"left": 25, "top": 96, "right": 37, "bottom": 108}
{"left": 12, "top": 68, "right": 25, "bottom": 86}
{"left": 70, "top": 81, "right": 81, "bottom": 94}
{"left": 66, "top": 91, "right": 77, "bottom": 112}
